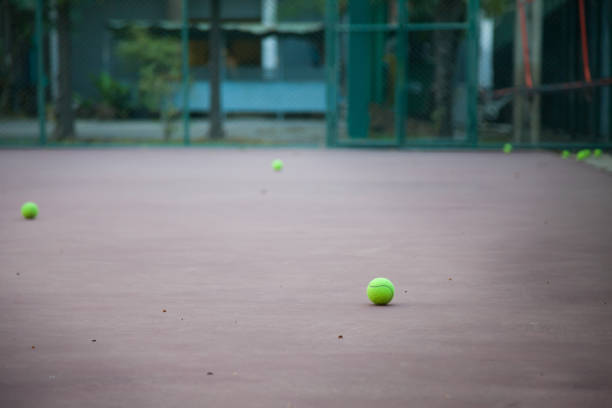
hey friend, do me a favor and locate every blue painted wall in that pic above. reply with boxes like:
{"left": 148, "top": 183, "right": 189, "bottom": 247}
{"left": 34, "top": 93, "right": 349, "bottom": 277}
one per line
{"left": 174, "top": 81, "right": 325, "bottom": 113}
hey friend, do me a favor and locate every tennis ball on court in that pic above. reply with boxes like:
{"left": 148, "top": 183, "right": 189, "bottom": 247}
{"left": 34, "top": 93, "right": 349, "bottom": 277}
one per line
{"left": 561, "top": 150, "right": 570, "bottom": 159}
{"left": 576, "top": 149, "right": 591, "bottom": 161}
{"left": 367, "top": 277, "right": 394, "bottom": 305}
{"left": 21, "top": 202, "right": 38, "bottom": 219}
{"left": 503, "top": 143, "right": 513, "bottom": 154}
{"left": 272, "top": 159, "right": 283, "bottom": 171}
{"left": 594, "top": 149, "right": 602, "bottom": 158}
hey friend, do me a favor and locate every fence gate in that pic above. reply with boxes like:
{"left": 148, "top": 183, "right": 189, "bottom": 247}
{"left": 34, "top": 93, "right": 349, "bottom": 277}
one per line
{"left": 325, "top": 0, "right": 480, "bottom": 148}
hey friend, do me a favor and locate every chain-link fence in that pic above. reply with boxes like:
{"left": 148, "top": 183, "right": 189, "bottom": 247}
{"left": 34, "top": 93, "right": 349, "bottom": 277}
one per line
{"left": 1, "top": 0, "right": 610, "bottom": 148}
{"left": 0, "top": 0, "right": 326, "bottom": 146}
{"left": 328, "top": 0, "right": 610, "bottom": 148}
{"left": 480, "top": 0, "right": 611, "bottom": 147}
{"left": 0, "top": 1, "right": 38, "bottom": 145}
{"left": 327, "top": 0, "right": 479, "bottom": 147}
{"left": 335, "top": 17, "right": 398, "bottom": 144}
{"left": 331, "top": 0, "right": 399, "bottom": 145}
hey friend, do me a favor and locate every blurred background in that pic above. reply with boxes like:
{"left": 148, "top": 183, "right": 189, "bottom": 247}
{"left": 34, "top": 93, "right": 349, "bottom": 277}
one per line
{"left": 0, "top": 0, "right": 610, "bottom": 147}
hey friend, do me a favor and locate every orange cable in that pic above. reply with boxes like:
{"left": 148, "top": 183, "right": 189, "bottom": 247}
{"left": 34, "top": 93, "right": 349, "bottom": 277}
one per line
{"left": 578, "top": 0, "right": 592, "bottom": 82}
{"left": 518, "top": 0, "right": 533, "bottom": 88}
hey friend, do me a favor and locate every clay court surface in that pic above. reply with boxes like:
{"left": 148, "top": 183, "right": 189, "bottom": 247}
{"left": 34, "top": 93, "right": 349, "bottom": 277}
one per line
{"left": 1, "top": 149, "right": 612, "bottom": 408}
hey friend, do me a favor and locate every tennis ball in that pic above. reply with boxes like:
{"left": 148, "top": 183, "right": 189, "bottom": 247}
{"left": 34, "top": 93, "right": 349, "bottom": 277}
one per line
{"left": 367, "top": 277, "right": 394, "bottom": 305}
{"left": 503, "top": 143, "right": 513, "bottom": 154}
{"left": 594, "top": 149, "right": 602, "bottom": 158}
{"left": 576, "top": 149, "right": 591, "bottom": 161}
{"left": 561, "top": 150, "right": 570, "bottom": 159}
{"left": 272, "top": 159, "right": 283, "bottom": 172}
{"left": 21, "top": 202, "right": 38, "bottom": 219}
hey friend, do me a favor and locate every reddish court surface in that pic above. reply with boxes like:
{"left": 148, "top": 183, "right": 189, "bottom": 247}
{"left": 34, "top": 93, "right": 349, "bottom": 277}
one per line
{"left": 1, "top": 149, "right": 612, "bottom": 408}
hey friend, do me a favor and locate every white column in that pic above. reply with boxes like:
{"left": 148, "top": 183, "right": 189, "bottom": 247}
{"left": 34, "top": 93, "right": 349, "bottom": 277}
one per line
{"left": 478, "top": 14, "right": 494, "bottom": 89}
{"left": 261, "top": 0, "right": 278, "bottom": 79}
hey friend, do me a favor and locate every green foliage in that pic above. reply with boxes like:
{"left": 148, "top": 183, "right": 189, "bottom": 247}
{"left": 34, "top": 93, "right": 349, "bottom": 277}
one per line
{"left": 117, "top": 28, "right": 181, "bottom": 139}
{"left": 92, "top": 72, "right": 131, "bottom": 117}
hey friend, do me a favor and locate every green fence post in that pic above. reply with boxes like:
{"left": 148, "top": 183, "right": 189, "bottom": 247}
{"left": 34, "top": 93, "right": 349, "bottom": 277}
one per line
{"left": 347, "top": 0, "right": 372, "bottom": 139}
{"left": 466, "top": 0, "right": 480, "bottom": 146}
{"left": 394, "top": 0, "right": 407, "bottom": 146}
{"left": 181, "top": 0, "right": 190, "bottom": 145}
{"left": 325, "top": 0, "right": 338, "bottom": 146}
{"left": 36, "top": 0, "right": 46, "bottom": 145}
{"left": 372, "top": 2, "right": 386, "bottom": 105}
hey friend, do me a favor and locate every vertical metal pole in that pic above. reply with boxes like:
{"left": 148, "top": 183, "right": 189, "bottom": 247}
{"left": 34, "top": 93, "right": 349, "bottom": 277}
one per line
{"left": 36, "top": 0, "right": 46, "bottom": 145}
{"left": 325, "top": 0, "right": 338, "bottom": 146}
{"left": 588, "top": 0, "right": 599, "bottom": 141}
{"left": 466, "top": 0, "right": 480, "bottom": 146}
{"left": 181, "top": 0, "right": 190, "bottom": 145}
{"left": 209, "top": 0, "right": 224, "bottom": 139}
{"left": 347, "top": 0, "right": 372, "bottom": 139}
{"left": 601, "top": 0, "right": 610, "bottom": 142}
{"left": 49, "top": 0, "right": 58, "bottom": 101}
{"left": 512, "top": 0, "right": 524, "bottom": 144}
{"left": 373, "top": 2, "right": 386, "bottom": 104}
{"left": 568, "top": 0, "right": 576, "bottom": 140}
{"left": 530, "top": 0, "right": 542, "bottom": 146}
{"left": 394, "top": 0, "right": 407, "bottom": 146}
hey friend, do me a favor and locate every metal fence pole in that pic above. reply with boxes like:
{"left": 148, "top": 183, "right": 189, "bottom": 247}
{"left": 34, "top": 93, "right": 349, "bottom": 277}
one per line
{"left": 466, "top": 0, "right": 480, "bottom": 146}
{"left": 209, "top": 0, "right": 224, "bottom": 139}
{"left": 36, "top": 0, "right": 46, "bottom": 145}
{"left": 181, "top": 0, "right": 190, "bottom": 145}
{"left": 530, "top": 0, "right": 542, "bottom": 146}
{"left": 394, "top": 0, "right": 407, "bottom": 146}
{"left": 347, "top": 0, "right": 372, "bottom": 139}
{"left": 325, "top": 0, "right": 338, "bottom": 146}
{"left": 603, "top": 0, "right": 611, "bottom": 142}
{"left": 512, "top": 0, "right": 524, "bottom": 144}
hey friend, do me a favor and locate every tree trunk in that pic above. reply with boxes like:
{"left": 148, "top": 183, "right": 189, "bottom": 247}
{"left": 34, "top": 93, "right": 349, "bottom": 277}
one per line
{"left": 208, "top": 0, "right": 224, "bottom": 139}
{"left": 432, "top": 1, "right": 465, "bottom": 138}
{"left": 54, "top": 0, "right": 74, "bottom": 141}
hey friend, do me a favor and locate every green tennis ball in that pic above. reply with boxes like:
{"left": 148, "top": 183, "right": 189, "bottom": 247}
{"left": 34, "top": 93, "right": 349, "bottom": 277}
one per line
{"left": 576, "top": 149, "right": 591, "bottom": 161}
{"left": 503, "top": 143, "right": 513, "bottom": 154}
{"left": 561, "top": 150, "right": 570, "bottom": 159}
{"left": 21, "top": 202, "right": 38, "bottom": 219}
{"left": 367, "top": 277, "right": 394, "bottom": 305}
{"left": 272, "top": 159, "right": 283, "bottom": 172}
{"left": 594, "top": 149, "right": 602, "bottom": 158}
